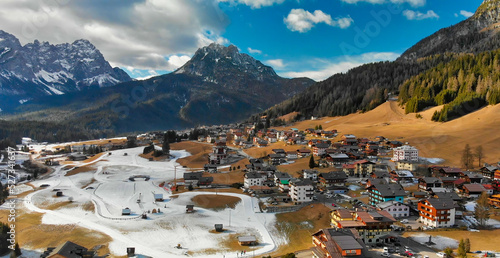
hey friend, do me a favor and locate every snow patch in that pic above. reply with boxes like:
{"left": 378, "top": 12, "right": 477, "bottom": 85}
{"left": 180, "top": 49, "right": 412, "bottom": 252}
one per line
{"left": 46, "top": 85, "right": 64, "bottom": 95}
{"left": 18, "top": 99, "right": 29, "bottom": 104}
{"left": 465, "top": 201, "right": 476, "bottom": 211}
{"left": 410, "top": 233, "right": 458, "bottom": 250}
{"left": 420, "top": 158, "right": 444, "bottom": 164}
{"left": 0, "top": 47, "right": 10, "bottom": 58}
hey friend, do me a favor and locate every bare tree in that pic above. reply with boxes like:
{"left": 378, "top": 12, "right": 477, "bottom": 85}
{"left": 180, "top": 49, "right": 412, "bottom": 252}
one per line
{"left": 474, "top": 192, "right": 490, "bottom": 227}
{"left": 462, "top": 144, "right": 474, "bottom": 169}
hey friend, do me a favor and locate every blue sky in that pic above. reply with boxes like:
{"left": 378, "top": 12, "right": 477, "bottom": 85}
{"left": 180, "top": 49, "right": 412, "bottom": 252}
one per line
{"left": 0, "top": 0, "right": 483, "bottom": 81}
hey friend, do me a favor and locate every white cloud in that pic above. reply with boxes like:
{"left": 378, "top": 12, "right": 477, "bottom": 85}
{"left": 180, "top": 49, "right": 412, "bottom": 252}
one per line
{"left": 341, "top": 0, "right": 425, "bottom": 7}
{"left": 248, "top": 47, "right": 262, "bottom": 54}
{"left": 284, "top": 9, "right": 353, "bottom": 33}
{"left": 459, "top": 10, "right": 474, "bottom": 18}
{"left": 265, "top": 59, "right": 286, "bottom": 69}
{"left": 403, "top": 10, "right": 439, "bottom": 20}
{"left": 0, "top": 0, "right": 230, "bottom": 72}
{"left": 280, "top": 52, "right": 400, "bottom": 81}
{"left": 217, "top": 0, "right": 285, "bottom": 9}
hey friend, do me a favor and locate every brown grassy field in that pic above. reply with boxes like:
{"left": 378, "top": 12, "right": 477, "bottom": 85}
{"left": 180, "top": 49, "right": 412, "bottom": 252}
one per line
{"left": 0, "top": 210, "right": 112, "bottom": 257}
{"left": 276, "top": 101, "right": 500, "bottom": 167}
{"left": 191, "top": 195, "right": 241, "bottom": 210}
{"left": 269, "top": 204, "right": 332, "bottom": 256}
{"left": 405, "top": 229, "right": 500, "bottom": 252}
{"left": 243, "top": 142, "right": 305, "bottom": 159}
{"left": 204, "top": 171, "right": 245, "bottom": 185}
{"left": 171, "top": 141, "right": 212, "bottom": 169}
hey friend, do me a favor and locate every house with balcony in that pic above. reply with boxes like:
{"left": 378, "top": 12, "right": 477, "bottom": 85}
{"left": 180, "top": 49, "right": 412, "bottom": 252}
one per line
{"left": 319, "top": 172, "right": 348, "bottom": 188}
{"left": 331, "top": 209, "right": 396, "bottom": 244}
{"left": 418, "top": 198, "right": 456, "bottom": 228}
{"left": 418, "top": 177, "right": 443, "bottom": 192}
{"left": 289, "top": 179, "right": 314, "bottom": 204}
{"left": 244, "top": 172, "right": 265, "bottom": 189}
{"left": 376, "top": 201, "right": 410, "bottom": 219}
{"left": 392, "top": 145, "right": 419, "bottom": 162}
{"left": 311, "top": 228, "right": 368, "bottom": 258}
{"left": 367, "top": 183, "right": 406, "bottom": 206}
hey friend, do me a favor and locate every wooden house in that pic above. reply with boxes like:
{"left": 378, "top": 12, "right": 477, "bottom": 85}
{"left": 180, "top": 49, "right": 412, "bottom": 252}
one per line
{"left": 215, "top": 224, "right": 224, "bottom": 232}
{"left": 186, "top": 205, "right": 195, "bottom": 213}
{"left": 238, "top": 236, "right": 258, "bottom": 246}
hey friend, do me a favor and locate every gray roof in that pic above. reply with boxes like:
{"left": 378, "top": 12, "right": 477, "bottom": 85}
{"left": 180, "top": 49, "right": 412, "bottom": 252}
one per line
{"left": 435, "top": 192, "right": 461, "bottom": 200}
{"left": 421, "top": 177, "right": 443, "bottom": 184}
{"left": 329, "top": 153, "right": 349, "bottom": 159}
{"left": 320, "top": 171, "right": 348, "bottom": 180}
{"left": 424, "top": 198, "right": 456, "bottom": 209}
{"left": 43, "top": 241, "right": 94, "bottom": 258}
{"left": 315, "top": 143, "right": 330, "bottom": 148}
{"left": 274, "top": 172, "right": 292, "bottom": 179}
{"left": 246, "top": 172, "right": 264, "bottom": 179}
{"left": 238, "top": 236, "right": 257, "bottom": 242}
{"left": 331, "top": 235, "right": 363, "bottom": 250}
{"left": 292, "top": 179, "right": 314, "bottom": 186}
{"left": 371, "top": 183, "right": 406, "bottom": 197}
{"left": 376, "top": 200, "right": 408, "bottom": 209}
{"left": 183, "top": 172, "right": 203, "bottom": 180}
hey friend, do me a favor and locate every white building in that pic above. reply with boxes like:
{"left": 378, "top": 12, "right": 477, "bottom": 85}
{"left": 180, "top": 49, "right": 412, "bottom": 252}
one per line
{"left": 289, "top": 179, "right": 314, "bottom": 204}
{"left": 303, "top": 169, "right": 319, "bottom": 181}
{"left": 244, "top": 172, "right": 265, "bottom": 189}
{"left": 21, "top": 137, "right": 32, "bottom": 145}
{"left": 376, "top": 201, "right": 410, "bottom": 218}
{"left": 392, "top": 145, "right": 419, "bottom": 162}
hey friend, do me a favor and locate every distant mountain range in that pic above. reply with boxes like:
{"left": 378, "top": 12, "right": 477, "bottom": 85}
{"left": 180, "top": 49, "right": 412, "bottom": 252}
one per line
{"left": 0, "top": 42, "right": 313, "bottom": 133}
{"left": 0, "top": 30, "right": 131, "bottom": 111}
{"left": 257, "top": 0, "right": 500, "bottom": 123}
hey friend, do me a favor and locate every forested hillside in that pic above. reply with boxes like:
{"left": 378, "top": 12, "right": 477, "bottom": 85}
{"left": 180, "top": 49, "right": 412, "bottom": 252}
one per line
{"left": 400, "top": 50, "right": 500, "bottom": 121}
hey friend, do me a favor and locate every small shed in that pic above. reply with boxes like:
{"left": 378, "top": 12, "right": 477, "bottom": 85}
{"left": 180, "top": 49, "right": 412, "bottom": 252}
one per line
{"left": 238, "top": 236, "right": 257, "bottom": 246}
{"left": 186, "top": 205, "right": 194, "bottom": 213}
{"left": 126, "top": 247, "right": 135, "bottom": 257}
{"left": 56, "top": 191, "right": 63, "bottom": 197}
{"left": 215, "top": 224, "right": 223, "bottom": 232}
{"left": 122, "top": 208, "right": 131, "bottom": 215}
{"left": 154, "top": 193, "right": 164, "bottom": 201}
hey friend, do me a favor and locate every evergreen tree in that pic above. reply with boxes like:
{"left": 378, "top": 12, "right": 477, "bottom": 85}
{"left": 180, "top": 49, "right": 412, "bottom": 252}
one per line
{"left": 458, "top": 239, "right": 466, "bottom": 258}
{"left": 475, "top": 192, "right": 491, "bottom": 227}
{"left": 444, "top": 247, "right": 453, "bottom": 258}
{"left": 465, "top": 238, "right": 470, "bottom": 253}
{"left": 14, "top": 243, "right": 21, "bottom": 256}
{"left": 188, "top": 184, "right": 194, "bottom": 191}
{"left": 309, "top": 155, "right": 315, "bottom": 169}
{"left": 162, "top": 134, "right": 170, "bottom": 156}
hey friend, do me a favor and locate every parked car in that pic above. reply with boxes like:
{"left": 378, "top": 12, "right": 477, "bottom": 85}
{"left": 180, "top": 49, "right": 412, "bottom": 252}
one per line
{"left": 400, "top": 219, "right": 409, "bottom": 223}
{"left": 436, "top": 252, "right": 446, "bottom": 257}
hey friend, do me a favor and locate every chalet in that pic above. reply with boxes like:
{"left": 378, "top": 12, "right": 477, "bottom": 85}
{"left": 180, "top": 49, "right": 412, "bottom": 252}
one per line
{"left": 496, "top": 169, "right": 500, "bottom": 181}
{"left": 482, "top": 184, "right": 494, "bottom": 195}
{"left": 480, "top": 165, "right": 499, "bottom": 179}
{"left": 488, "top": 194, "right": 500, "bottom": 208}
{"left": 376, "top": 200, "right": 410, "bottom": 218}
{"left": 286, "top": 151, "right": 298, "bottom": 160}
{"left": 198, "top": 177, "right": 213, "bottom": 187}
{"left": 343, "top": 164, "right": 356, "bottom": 176}
{"left": 439, "top": 167, "right": 462, "bottom": 178}
{"left": 462, "top": 172, "right": 484, "bottom": 184}
{"left": 311, "top": 228, "right": 367, "bottom": 258}
{"left": 463, "top": 184, "right": 487, "bottom": 198}
{"left": 418, "top": 198, "right": 456, "bottom": 228}
{"left": 184, "top": 172, "right": 203, "bottom": 186}
{"left": 274, "top": 172, "right": 292, "bottom": 185}
{"left": 238, "top": 236, "right": 258, "bottom": 246}
{"left": 297, "top": 148, "right": 312, "bottom": 157}
{"left": 319, "top": 172, "right": 348, "bottom": 188}
{"left": 366, "top": 178, "right": 387, "bottom": 187}
{"left": 289, "top": 179, "right": 314, "bottom": 204}
{"left": 186, "top": 205, "right": 195, "bottom": 213}
{"left": 256, "top": 139, "right": 268, "bottom": 147}
{"left": 434, "top": 192, "right": 461, "bottom": 202}
{"left": 396, "top": 160, "right": 419, "bottom": 171}
{"left": 367, "top": 183, "right": 406, "bottom": 206}
{"left": 439, "top": 177, "right": 457, "bottom": 188}
{"left": 387, "top": 141, "right": 403, "bottom": 148}
{"left": 326, "top": 185, "right": 349, "bottom": 194}
{"left": 154, "top": 194, "right": 163, "bottom": 202}
{"left": 333, "top": 210, "right": 397, "bottom": 244}
{"left": 40, "top": 241, "right": 97, "bottom": 258}
{"left": 418, "top": 177, "right": 443, "bottom": 192}
{"left": 327, "top": 153, "right": 350, "bottom": 166}
{"left": 321, "top": 130, "right": 336, "bottom": 138}
{"left": 303, "top": 169, "right": 319, "bottom": 181}
{"left": 272, "top": 149, "right": 286, "bottom": 154}
{"left": 244, "top": 172, "right": 265, "bottom": 189}
{"left": 266, "top": 133, "right": 277, "bottom": 143}
{"left": 249, "top": 185, "right": 273, "bottom": 194}
{"left": 268, "top": 153, "right": 285, "bottom": 165}
{"left": 341, "top": 134, "right": 358, "bottom": 146}
{"left": 203, "top": 164, "right": 218, "bottom": 173}
{"left": 389, "top": 170, "right": 414, "bottom": 183}
{"left": 313, "top": 143, "right": 330, "bottom": 157}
